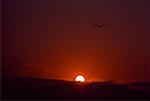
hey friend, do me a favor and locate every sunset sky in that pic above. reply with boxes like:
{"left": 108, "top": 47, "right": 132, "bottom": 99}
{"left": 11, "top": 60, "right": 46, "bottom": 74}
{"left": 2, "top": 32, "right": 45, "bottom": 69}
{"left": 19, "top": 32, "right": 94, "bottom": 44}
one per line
{"left": 2, "top": 0, "right": 150, "bottom": 82}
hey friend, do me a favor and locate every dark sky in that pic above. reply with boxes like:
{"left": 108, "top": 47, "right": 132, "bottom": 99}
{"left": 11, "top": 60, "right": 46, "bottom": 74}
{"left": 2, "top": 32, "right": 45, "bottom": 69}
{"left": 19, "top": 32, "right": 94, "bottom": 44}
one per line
{"left": 2, "top": 0, "right": 150, "bottom": 82}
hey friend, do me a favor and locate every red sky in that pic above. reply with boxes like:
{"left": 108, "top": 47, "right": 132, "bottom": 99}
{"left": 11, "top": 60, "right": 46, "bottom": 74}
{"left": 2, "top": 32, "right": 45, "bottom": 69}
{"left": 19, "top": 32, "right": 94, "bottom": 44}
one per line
{"left": 2, "top": 0, "right": 150, "bottom": 82}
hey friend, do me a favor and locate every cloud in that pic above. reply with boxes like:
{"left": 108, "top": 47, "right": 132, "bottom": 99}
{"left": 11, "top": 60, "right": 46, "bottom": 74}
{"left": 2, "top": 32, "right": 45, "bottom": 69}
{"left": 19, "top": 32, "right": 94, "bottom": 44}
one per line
{"left": 22, "top": 63, "right": 51, "bottom": 72}
{"left": 10, "top": 63, "right": 53, "bottom": 78}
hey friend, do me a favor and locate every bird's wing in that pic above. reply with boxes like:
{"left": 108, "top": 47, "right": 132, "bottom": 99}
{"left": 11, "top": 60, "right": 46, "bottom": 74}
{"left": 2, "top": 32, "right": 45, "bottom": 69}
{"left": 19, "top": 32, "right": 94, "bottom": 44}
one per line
{"left": 93, "top": 24, "right": 98, "bottom": 27}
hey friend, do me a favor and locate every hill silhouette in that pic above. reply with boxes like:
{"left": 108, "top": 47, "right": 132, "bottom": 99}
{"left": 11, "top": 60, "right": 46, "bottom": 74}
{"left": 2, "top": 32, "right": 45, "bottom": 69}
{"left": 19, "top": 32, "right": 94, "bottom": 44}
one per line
{"left": 2, "top": 76, "right": 150, "bottom": 100}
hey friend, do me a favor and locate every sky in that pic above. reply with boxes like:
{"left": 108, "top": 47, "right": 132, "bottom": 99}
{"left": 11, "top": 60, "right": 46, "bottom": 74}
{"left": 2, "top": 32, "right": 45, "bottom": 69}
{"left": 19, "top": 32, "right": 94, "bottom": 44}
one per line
{"left": 2, "top": 0, "right": 150, "bottom": 82}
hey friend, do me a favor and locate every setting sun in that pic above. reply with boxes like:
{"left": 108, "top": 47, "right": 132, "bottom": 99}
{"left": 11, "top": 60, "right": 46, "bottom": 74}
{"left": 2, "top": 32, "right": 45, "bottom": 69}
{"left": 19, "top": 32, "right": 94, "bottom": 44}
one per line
{"left": 75, "top": 74, "right": 86, "bottom": 82}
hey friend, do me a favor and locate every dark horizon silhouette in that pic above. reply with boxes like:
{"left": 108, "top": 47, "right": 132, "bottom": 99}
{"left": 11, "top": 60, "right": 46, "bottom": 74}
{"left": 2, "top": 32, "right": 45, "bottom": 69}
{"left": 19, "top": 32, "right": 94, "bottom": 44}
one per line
{"left": 2, "top": 76, "right": 150, "bottom": 100}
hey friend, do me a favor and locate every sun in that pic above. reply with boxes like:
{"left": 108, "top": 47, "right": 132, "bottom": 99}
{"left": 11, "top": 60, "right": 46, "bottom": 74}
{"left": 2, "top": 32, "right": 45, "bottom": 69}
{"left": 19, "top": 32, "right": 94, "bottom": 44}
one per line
{"left": 75, "top": 74, "right": 86, "bottom": 82}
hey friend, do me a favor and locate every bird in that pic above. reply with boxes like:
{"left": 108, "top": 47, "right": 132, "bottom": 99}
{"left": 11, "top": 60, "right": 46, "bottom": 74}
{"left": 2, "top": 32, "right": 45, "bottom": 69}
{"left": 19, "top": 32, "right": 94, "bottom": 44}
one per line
{"left": 92, "top": 24, "right": 108, "bottom": 28}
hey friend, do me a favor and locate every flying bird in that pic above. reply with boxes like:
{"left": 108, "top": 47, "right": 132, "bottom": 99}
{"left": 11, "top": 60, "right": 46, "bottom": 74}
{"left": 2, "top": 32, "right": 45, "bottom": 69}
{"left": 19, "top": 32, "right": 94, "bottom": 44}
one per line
{"left": 92, "top": 24, "right": 108, "bottom": 28}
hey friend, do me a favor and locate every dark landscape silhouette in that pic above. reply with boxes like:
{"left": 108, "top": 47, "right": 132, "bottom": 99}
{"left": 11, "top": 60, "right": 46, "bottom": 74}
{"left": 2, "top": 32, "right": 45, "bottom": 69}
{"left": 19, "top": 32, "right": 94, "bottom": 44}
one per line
{"left": 2, "top": 76, "right": 150, "bottom": 100}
